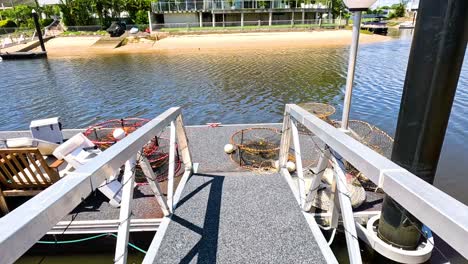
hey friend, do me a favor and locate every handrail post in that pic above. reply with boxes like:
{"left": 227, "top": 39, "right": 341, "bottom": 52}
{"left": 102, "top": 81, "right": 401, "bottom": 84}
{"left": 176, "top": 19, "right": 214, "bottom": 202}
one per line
{"left": 303, "top": 146, "right": 330, "bottom": 211}
{"left": 114, "top": 154, "right": 137, "bottom": 264}
{"left": 290, "top": 118, "right": 305, "bottom": 206}
{"left": 167, "top": 121, "right": 176, "bottom": 212}
{"left": 279, "top": 105, "right": 292, "bottom": 169}
{"left": 138, "top": 154, "right": 171, "bottom": 216}
{"left": 331, "top": 154, "right": 362, "bottom": 264}
{"left": 175, "top": 114, "right": 193, "bottom": 172}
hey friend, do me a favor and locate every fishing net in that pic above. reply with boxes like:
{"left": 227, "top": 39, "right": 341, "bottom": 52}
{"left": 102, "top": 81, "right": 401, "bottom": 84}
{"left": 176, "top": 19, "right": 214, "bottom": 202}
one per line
{"left": 135, "top": 137, "right": 182, "bottom": 184}
{"left": 84, "top": 118, "right": 150, "bottom": 150}
{"left": 84, "top": 118, "right": 181, "bottom": 182}
{"left": 297, "top": 102, "right": 336, "bottom": 133}
{"left": 332, "top": 120, "right": 394, "bottom": 159}
{"left": 297, "top": 102, "right": 336, "bottom": 119}
{"left": 331, "top": 119, "right": 394, "bottom": 191}
{"left": 230, "top": 127, "right": 289, "bottom": 170}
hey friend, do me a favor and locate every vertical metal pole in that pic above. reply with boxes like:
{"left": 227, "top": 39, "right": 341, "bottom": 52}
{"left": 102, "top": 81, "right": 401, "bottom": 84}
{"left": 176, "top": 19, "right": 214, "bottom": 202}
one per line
{"left": 199, "top": 12, "right": 203, "bottom": 27}
{"left": 378, "top": 0, "right": 467, "bottom": 250}
{"left": 269, "top": 11, "right": 272, "bottom": 26}
{"left": 338, "top": 11, "right": 342, "bottom": 27}
{"left": 241, "top": 12, "right": 244, "bottom": 27}
{"left": 212, "top": 12, "right": 215, "bottom": 27}
{"left": 148, "top": 11, "right": 153, "bottom": 34}
{"left": 340, "top": 11, "right": 361, "bottom": 131}
{"left": 32, "top": 10, "right": 46, "bottom": 52}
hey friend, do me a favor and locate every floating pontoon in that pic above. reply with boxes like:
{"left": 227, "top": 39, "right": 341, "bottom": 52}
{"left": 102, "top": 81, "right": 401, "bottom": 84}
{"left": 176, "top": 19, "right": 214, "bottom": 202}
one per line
{"left": 0, "top": 105, "right": 466, "bottom": 264}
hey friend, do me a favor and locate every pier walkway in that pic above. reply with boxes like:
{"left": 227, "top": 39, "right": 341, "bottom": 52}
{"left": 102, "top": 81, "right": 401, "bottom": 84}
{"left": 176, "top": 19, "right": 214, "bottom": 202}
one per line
{"left": 149, "top": 171, "right": 326, "bottom": 263}
{"left": 1, "top": 105, "right": 467, "bottom": 264}
{"left": 143, "top": 122, "right": 328, "bottom": 263}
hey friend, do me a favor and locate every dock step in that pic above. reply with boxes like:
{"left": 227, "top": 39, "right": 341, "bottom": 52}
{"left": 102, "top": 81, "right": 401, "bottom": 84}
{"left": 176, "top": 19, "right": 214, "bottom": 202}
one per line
{"left": 151, "top": 172, "right": 326, "bottom": 263}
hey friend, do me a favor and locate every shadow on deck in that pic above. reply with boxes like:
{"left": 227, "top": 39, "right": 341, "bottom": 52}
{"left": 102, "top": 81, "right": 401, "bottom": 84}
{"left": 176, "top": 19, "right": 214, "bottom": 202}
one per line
{"left": 153, "top": 171, "right": 327, "bottom": 263}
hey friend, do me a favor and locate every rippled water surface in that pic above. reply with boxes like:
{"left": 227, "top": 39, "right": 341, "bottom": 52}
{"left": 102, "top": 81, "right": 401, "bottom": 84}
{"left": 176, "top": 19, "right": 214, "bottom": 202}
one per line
{"left": 1, "top": 30, "right": 467, "bottom": 205}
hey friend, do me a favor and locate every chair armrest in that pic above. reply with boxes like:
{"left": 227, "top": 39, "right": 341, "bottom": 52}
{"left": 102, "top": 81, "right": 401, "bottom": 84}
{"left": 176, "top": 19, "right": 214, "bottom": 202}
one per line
{"left": 49, "top": 159, "right": 65, "bottom": 169}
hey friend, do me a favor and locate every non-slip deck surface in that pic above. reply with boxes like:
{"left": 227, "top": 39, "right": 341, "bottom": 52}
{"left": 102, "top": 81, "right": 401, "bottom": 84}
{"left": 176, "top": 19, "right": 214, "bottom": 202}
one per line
{"left": 153, "top": 172, "right": 326, "bottom": 263}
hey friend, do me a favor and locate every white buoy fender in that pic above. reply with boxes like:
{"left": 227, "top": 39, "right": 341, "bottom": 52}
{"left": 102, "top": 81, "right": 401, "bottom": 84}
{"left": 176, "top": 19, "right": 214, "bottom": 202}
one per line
{"left": 113, "top": 128, "right": 126, "bottom": 140}
{"left": 287, "top": 161, "right": 296, "bottom": 172}
{"left": 224, "top": 144, "right": 235, "bottom": 154}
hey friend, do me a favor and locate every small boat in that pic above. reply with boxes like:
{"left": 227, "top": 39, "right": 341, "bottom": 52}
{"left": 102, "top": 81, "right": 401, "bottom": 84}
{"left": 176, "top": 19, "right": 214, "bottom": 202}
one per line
{"left": 361, "top": 16, "right": 389, "bottom": 35}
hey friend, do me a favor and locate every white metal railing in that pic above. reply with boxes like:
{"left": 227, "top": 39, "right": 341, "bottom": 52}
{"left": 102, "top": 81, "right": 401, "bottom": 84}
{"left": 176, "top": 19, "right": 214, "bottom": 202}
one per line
{"left": 279, "top": 104, "right": 468, "bottom": 263}
{"left": 151, "top": 19, "right": 345, "bottom": 32}
{"left": 0, "top": 107, "right": 193, "bottom": 264}
{"left": 152, "top": 0, "right": 330, "bottom": 12}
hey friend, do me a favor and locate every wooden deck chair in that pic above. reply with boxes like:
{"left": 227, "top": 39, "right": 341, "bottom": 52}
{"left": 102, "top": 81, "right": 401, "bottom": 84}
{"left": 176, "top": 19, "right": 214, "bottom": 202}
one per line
{"left": 0, "top": 148, "right": 65, "bottom": 215}
{"left": 53, "top": 133, "right": 123, "bottom": 208}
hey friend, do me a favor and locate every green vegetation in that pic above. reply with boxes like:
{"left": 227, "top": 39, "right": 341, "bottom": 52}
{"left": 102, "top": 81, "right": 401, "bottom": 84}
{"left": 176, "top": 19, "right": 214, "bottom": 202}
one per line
{"left": 0, "top": 0, "right": 151, "bottom": 29}
{"left": 60, "top": 0, "right": 152, "bottom": 27}
{"left": 41, "top": 18, "right": 54, "bottom": 27}
{"left": 61, "top": 30, "right": 108, "bottom": 36}
{"left": 386, "top": 21, "right": 400, "bottom": 27}
{"left": 359, "top": 29, "right": 373, "bottom": 35}
{"left": 0, "top": 3, "right": 60, "bottom": 28}
{"left": 366, "top": 1, "right": 408, "bottom": 19}
{"left": 388, "top": 3, "right": 406, "bottom": 19}
{"left": 0, "top": 20, "right": 17, "bottom": 28}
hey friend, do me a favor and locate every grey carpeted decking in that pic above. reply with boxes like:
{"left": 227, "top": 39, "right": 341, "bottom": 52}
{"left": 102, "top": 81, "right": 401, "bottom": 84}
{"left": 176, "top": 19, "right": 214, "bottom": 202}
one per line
{"left": 153, "top": 172, "right": 326, "bottom": 263}
{"left": 53, "top": 124, "right": 324, "bottom": 222}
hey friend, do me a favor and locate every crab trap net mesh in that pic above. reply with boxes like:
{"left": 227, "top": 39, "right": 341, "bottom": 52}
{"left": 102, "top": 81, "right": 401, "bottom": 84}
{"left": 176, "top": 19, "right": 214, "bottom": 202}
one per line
{"left": 330, "top": 119, "right": 394, "bottom": 191}
{"left": 297, "top": 102, "right": 336, "bottom": 119}
{"left": 297, "top": 102, "right": 336, "bottom": 133}
{"left": 230, "top": 127, "right": 286, "bottom": 171}
{"left": 84, "top": 118, "right": 181, "bottom": 182}
{"left": 84, "top": 118, "right": 150, "bottom": 150}
{"left": 135, "top": 136, "right": 182, "bottom": 184}
{"left": 332, "top": 120, "right": 394, "bottom": 159}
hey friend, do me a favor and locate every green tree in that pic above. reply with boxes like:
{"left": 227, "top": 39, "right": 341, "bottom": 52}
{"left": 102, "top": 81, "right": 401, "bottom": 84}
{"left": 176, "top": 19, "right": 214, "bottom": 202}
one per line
{"left": 59, "top": 0, "right": 95, "bottom": 26}
{"left": 314, "top": 0, "right": 348, "bottom": 18}
{"left": 124, "top": 0, "right": 152, "bottom": 22}
{"left": 389, "top": 2, "right": 406, "bottom": 18}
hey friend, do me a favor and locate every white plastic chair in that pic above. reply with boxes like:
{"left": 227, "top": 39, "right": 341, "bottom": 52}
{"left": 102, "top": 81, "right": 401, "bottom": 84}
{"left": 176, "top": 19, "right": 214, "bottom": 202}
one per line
{"left": 53, "top": 133, "right": 123, "bottom": 207}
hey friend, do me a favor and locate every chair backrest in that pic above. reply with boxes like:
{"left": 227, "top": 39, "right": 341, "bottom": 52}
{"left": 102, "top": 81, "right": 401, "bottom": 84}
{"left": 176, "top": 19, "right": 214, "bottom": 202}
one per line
{"left": 0, "top": 148, "right": 60, "bottom": 189}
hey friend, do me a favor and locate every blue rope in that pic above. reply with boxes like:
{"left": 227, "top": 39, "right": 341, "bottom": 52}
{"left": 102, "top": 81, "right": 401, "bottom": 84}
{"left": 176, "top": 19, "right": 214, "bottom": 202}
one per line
{"left": 37, "top": 233, "right": 147, "bottom": 254}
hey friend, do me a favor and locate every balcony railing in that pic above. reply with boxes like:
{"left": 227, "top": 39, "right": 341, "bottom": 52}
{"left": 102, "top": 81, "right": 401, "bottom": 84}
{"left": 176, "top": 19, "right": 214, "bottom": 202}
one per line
{"left": 151, "top": 0, "right": 330, "bottom": 12}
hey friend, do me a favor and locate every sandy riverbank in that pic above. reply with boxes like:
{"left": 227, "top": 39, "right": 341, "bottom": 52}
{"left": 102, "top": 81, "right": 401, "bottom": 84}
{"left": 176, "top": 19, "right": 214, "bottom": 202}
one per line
{"left": 27, "top": 30, "right": 391, "bottom": 58}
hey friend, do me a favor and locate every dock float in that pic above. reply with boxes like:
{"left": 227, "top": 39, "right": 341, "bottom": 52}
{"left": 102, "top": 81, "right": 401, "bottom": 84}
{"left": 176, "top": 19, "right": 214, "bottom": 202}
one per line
{"left": 0, "top": 105, "right": 467, "bottom": 264}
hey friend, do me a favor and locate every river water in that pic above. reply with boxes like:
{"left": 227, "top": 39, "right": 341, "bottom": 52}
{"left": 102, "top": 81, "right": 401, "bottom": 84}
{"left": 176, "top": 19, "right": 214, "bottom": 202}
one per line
{"left": 1, "top": 29, "right": 467, "bottom": 262}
